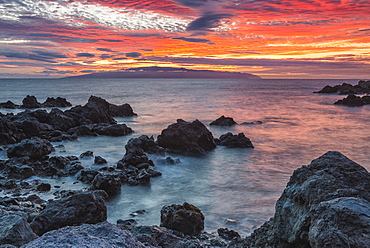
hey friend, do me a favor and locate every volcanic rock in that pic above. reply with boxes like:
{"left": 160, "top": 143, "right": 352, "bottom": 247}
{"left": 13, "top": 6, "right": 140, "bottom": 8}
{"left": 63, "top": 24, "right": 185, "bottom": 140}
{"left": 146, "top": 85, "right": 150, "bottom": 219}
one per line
{"left": 20, "top": 95, "right": 41, "bottom": 109}
{"left": 0, "top": 101, "right": 19, "bottom": 109}
{"left": 334, "top": 93, "right": 370, "bottom": 106}
{"left": 215, "top": 132, "right": 254, "bottom": 148}
{"left": 160, "top": 202, "right": 205, "bottom": 236}
{"left": 157, "top": 119, "right": 216, "bottom": 156}
{"left": 235, "top": 151, "right": 370, "bottom": 248}
{"left": 90, "top": 173, "right": 121, "bottom": 197}
{"left": 109, "top": 103, "right": 137, "bottom": 117}
{"left": 22, "top": 221, "right": 145, "bottom": 248}
{"left": 7, "top": 137, "right": 54, "bottom": 159}
{"left": 42, "top": 97, "right": 72, "bottom": 108}
{"left": 30, "top": 190, "right": 108, "bottom": 236}
{"left": 210, "top": 115, "right": 237, "bottom": 126}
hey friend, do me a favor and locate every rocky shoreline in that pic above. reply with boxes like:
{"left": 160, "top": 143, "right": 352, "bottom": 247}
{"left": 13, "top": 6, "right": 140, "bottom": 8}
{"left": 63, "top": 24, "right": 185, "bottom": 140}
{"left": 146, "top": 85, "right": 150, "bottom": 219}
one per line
{"left": 1, "top": 97, "right": 369, "bottom": 247}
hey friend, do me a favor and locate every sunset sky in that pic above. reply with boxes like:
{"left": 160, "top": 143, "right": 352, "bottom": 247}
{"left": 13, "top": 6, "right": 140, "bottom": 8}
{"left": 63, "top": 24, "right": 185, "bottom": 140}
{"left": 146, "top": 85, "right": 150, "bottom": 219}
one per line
{"left": 1, "top": 0, "right": 369, "bottom": 79}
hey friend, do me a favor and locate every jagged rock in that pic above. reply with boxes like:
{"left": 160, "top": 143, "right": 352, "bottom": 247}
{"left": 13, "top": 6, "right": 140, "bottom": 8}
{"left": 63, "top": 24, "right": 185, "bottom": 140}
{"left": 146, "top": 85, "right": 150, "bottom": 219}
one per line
{"left": 314, "top": 80, "right": 370, "bottom": 94}
{"left": 30, "top": 190, "right": 108, "bottom": 236}
{"left": 215, "top": 132, "right": 254, "bottom": 148}
{"left": 334, "top": 93, "right": 370, "bottom": 106}
{"left": 0, "top": 209, "right": 37, "bottom": 246}
{"left": 79, "top": 151, "right": 94, "bottom": 159}
{"left": 47, "top": 108, "right": 76, "bottom": 131}
{"left": 42, "top": 97, "right": 72, "bottom": 108}
{"left": 20, "top": 95, "right": 41, "bottom": 109}
{"left": 109, "top": 103, "right": 137, "bottom": 117}
{"left": 210, "top": 115, "right": 237, "bottom": 126}
{"left": 240, "top": 151, "right": 370, "bottom": 248}
{"left": 160, "top": 202, "right": 205, "bottom": 236}
{"left": 157, "top": 119, "right": 216, "bottom": 156}
{"left": 94, "top": 156, "right": 108, "bottom": 165}
{"left": 217, "top": 227, "right": 241, "bottom": 240}
{"left": 77, "top": 169, "right": 99, "bottom": 184}
{"left": 7, "top": 137, "right": 54, "bottom": 159}
{"left": 36, "top": 183, "right": 51, "bottom": 192}
{"left": 92, "top": 123, "right": 133, "bottom": 136}
{"left": 0, "top": 118, "right": 26, "bottom": 145}
{"left": 90, "top": 173, "right": 121, "bottom": 197}
{"left": 22, "top": 221, "right": 145, "bottom": 248}
{"left": 0, "top": 101, "right": 19, "bottom": 109}
{"left": 126, "top": 135, "right": 166, "bottom": 155}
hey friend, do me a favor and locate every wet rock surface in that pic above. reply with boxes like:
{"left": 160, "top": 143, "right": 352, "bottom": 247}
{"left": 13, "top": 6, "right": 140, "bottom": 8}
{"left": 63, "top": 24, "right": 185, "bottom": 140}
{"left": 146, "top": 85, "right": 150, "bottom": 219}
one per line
{"left": 230, "top": 151, "right": 370, "bottom": 248}
{"left": 0, "top": 95, "right": 135, "bottom": 145}
{"left": 215, "top": 132, "right": 254, "bottom": 148}
{"left": 210, "top": 115, "right": 237, "bottom": 126}
{"left": 160, "top": 202, "right": 205, "bottom": 236}
{"left": 314, "top": 80, "right": 370, "bottom": 94}
{"left": 334, "top": 93, "right": 370, "bottom": 106}
{"left": 157, "top": 119, "right": 216, "bottom": 156}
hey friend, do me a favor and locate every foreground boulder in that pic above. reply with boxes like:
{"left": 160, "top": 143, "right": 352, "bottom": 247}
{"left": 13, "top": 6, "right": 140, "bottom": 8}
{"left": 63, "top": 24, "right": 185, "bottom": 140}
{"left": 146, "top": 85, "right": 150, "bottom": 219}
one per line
{"left": 157, "top": 119, "right": 216, "bottom": 156}
{"left": 160, "top": 202, "right": 205, "bottom": 236}
{"left": 234, "top": 151, "right": 370, "bottom": 248}
{"left": 215, "top": 132, "right": 254, "bottom": 148}
{"left": 210, "top": 115, "right": 237, "bottom": 126}
{"left": 7, "top": 137, "right": 54, "bottom": 159}
{"left": 30, "top": 190, "right": 108, "bottom": 236}
{"left": 22, "top": 221, "right": 145, "bottom": 248}
{"left": 0, "top": 209, "right": 37, "bottom": 247}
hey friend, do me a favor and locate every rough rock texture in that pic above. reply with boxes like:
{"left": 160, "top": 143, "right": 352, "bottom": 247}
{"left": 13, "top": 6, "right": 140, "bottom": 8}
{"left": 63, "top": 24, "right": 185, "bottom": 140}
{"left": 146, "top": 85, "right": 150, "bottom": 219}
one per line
{"left": 22, "top": 222, "right": 145, "bottom": 248}
{"left": 90, "top": 173, "right": 121, "bottom": 197}
{"left": 215, "top": 132, "right": 254, "bottom": 148}
{"left": 210, "top": 115, "right": 237, "bottom": 126}
{"left": 314, "top": 80, "right": 370, "bottom": 94}
{"left": 109, "top": 103, "right": 137, "bottom": 117}
{"left": 21, "top": 95, "right": 42, "bottom": 109}
{"left": 42, "top": 97, "right": 72, "bottom": 108}
{"left": 334, "top": 93, "right": 370, "bottom": 107}
{"left": 7, "top": 137, "right": 54, "bottom": 159}
{"left": 0, "top": 101, "right": 19, "bottom": 109}
{"left": 0, "top": 209, "right": 37, "bottom": 247}
{"left": 30, "top": 190, "right": 108, "bottom": 236}
{"left": 237, "top": 151, "right": 370, "bottom": 248}
{"left": 0, "top": 118, "right": 26, "bottom": 145}
{"left": 160, "top": 202, "right": 205, "bottom": 236}
{"left": 126, "top": 135, "right": 166, "bottom": 155}
{"left": 157, "top": 119, "right": 216, "bottom": 156}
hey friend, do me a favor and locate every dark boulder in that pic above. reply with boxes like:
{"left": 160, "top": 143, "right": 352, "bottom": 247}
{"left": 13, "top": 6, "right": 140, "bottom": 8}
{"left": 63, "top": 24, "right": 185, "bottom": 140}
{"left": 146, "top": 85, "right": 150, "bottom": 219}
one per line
{"left": 7, "top": 137, "right": 54, "bottom": 159}
{"left": 92, "top": 123, "right": 133, "bottom": 136}
{"left": 109, "top": 103, "right": 137, "bottom": 117}
{"left": 47, "top": 108, "right": 76, "bottom": 131}
{"left": 30, "top": 190, "right": 108, "bottom": 236}
{"left": 0, "top": 118, "right": 25, "bottom": 145}
{"left": 23, "top": 221, "right": 145, "bottom": 248}
{"left": 90, "top": 173, "right": 121, "bottom": 197}
{"left": 0, "top": 209, "right": 37, "bottom": 247}
{"left": 210, "top": 115, "right": 237, "bottom": 126}
{"left": 79, "top": 151, "right": 94, "bottom": 159}
{"left": 77, "top": 169, "right": 99, "bottom": 184}
{"left": 94, "top": 156, "right": 107, "bottom": 165}
{"left": 157, "top": 119, "right": 216, "bottom": 156}
{"left": 215, "top": 132, "right": 254, "bottom": 148}
{"left": 314, "top": 80, "right": 370, "bottom": 94}
{"left": 126, "top": 135, "right": 166, "bottom": 155}
{"left": 20, "top": 95, "right": 41, "bottom": 109}
{"left": 42, "top": 97, "right": 72, "bottom": 108}
{"left": 240, "top": 151, "right": 370, "bottom": 248}
{"left": 36, "top": 183, "right": 51, "bottom": 192}
{"left": 0, "top": 101, "right": 19, "bottom": 109}
{"left": 217, "top": 228, "right": 241, "bottom": 240}
{"left": 334, "top": 93, "right": 368, "bottom": 106}
{"left": 160, "top": 202, "right": 205, "bottom": 236}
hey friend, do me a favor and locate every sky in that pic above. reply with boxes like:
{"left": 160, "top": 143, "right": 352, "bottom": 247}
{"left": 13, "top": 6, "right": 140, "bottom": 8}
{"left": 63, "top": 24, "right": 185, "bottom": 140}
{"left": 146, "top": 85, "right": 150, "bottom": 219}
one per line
{"left": 0, "top": 0, "right": 369, "bottom": 79}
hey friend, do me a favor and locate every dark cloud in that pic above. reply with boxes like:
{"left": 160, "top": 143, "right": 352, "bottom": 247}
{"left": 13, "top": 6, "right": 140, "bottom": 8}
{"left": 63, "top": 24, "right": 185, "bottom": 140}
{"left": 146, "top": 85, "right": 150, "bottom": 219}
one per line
{"left": 141, "top": 49, "right": 153, "bottom": 51}
{"left": 76, "top": 53, "right": 95, "bottom": 58}
{"left": 172, "top": 37, "right": 214, "bottom": 44}
{"left": 80, "top": 70, "right": 96, "bottom": 73}
{"left": 174, "top": 0, "right": 208, "bottom": 8}
{"left": 100, "top": 54, "right": 113, "bottom": 59}
{"left": 113, "top": 57, "right": 128, "bottom": 60}
{"left": 101, "top": 39, "right": 123, "bottom": 42}
{"left": 187, "top": 13, "right": 233, "bottom": 31}
{"left": 97, "top": 48, "right": 113, "bottom": 52}
{"left": 125, "top": 52, "right": 142, "bottom": 58}
{"left": 0, "top": 49, "right": 66, "bottom": 63}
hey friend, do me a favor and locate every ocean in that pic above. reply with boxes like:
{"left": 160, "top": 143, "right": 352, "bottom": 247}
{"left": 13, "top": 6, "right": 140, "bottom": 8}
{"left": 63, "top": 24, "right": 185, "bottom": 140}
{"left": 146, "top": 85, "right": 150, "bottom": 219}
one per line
{"left": 1, "top": 78, "right": 369, "bottom": 236}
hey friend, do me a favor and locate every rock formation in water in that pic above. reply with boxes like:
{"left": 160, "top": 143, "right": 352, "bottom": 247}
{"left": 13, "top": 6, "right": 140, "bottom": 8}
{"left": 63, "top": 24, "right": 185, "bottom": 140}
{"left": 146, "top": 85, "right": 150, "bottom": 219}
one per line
{"left": 334, "top": 93, "right": 370, "bottom": 107}
{"left": 314, "top": 80, "right": 370, "bottom": 95}
{"left": 215, "top": 132, "right": 254, "bottom": 148}
{"left": 0, "top": 95, "right": 135, "bottom": 145}
{"left": 210, "top": 115, "right": 237, "bottom": 126}
{"left": 229, "top": 151, "right": 370, "bottom": 248}
{"left": 157, "top": 119, "right": 216, "bottom": 156}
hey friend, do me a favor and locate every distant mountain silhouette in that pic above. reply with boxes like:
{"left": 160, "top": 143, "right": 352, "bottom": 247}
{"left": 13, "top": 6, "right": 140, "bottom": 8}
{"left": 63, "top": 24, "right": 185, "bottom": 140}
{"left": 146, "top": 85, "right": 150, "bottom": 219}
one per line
{"left": 66, "top": 67, "right": 261, "bottom": 79}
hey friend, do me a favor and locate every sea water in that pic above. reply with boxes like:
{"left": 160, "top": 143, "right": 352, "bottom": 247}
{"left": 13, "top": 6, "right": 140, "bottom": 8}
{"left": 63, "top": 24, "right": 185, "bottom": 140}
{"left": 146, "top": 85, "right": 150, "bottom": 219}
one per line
{"left": 1, "top": 78, "right": 369, "bottom": 236}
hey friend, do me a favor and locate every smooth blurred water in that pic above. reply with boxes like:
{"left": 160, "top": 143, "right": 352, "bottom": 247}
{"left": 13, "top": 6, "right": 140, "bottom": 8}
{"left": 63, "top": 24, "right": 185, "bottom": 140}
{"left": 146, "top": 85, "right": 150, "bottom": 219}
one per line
{"left": 1, "top": 78, "right": 369, "bottom": 236}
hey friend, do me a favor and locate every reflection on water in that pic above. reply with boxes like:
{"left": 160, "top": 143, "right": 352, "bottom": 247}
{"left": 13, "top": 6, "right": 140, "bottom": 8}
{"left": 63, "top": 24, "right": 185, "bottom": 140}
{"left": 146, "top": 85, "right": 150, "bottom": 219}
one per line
{"left": 1, "top": 78, "right": 370, "bottom": 236}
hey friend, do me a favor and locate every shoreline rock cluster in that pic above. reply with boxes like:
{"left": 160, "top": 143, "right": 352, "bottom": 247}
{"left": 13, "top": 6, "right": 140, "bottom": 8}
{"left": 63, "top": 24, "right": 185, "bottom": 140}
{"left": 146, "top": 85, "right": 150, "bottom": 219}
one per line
{"left": 315, "top": 80, "right": 370, "bottom": 106}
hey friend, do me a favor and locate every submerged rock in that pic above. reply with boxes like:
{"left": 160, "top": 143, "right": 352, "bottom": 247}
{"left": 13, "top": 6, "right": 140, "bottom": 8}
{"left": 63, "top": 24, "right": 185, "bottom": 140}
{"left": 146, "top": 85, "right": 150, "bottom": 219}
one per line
{"left": 22, "top": 221, "right": 145, "bottom": 248}
{"left": 233, "top": 151, "right": 370, "bottom": 248}
{"left": 160, "top": 202, "right": 205, "bottom": 236}
{"left": 215, "top": 132, "right": 254, "bottom": 148}
{"left": 210, "top": 115, "right": 237, "bottom": 126}
{"left": 157, "top": 119, "right": 216, "bottom": 156}
{"left": 30, "top": 190, "right": 108, "bottom": 236}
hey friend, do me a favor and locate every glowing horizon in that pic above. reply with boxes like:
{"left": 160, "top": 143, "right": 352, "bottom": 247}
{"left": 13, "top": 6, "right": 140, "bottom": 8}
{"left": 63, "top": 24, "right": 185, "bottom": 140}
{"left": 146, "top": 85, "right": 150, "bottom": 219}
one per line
{"left": 1, "top": 0, "right": 369, "bottom": 79}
